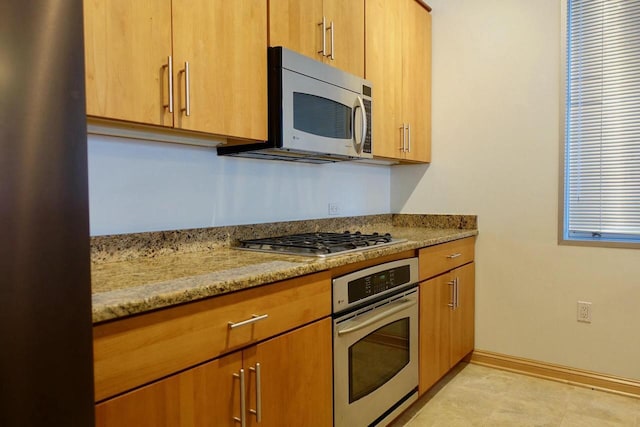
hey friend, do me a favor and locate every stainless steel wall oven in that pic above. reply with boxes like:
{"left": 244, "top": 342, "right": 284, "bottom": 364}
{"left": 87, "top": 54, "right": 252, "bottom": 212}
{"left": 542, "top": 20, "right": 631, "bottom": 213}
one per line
{"left": 333, "top": 258, "right": 419, "bottom": 426}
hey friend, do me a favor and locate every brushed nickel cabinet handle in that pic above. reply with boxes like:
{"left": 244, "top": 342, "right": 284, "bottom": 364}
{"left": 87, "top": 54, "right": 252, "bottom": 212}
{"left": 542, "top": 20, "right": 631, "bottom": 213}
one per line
{"left": 182, "top": 61, "right": 190, "bottom": 116}
{"left": 329, "top": 20, "right": 335, "bottom": 60}
{"left": 233, "top": 369, "right": 246, "bottom": 427}
{"left": 163, "top": 56, "right": 173, "bottom": 113}
{"left": 318, "top": 16, "right": 327, "bottom": 56}
{"left": 407, "top": 123, "right": 411, "bottom": 153}
{"left": 228, "top": 314, "right": 269, "bottom": 329}
{"left": 400, "top": 124, "right": 406, "bottom": 152}
{"left": 249, "top": 363, "right": 262, "bottom": 422}
{"left": 447, "top": 253, "right": 462, "bottom": 259}
{"left": 448, "top": 279, "right": 455, "bottom": 308}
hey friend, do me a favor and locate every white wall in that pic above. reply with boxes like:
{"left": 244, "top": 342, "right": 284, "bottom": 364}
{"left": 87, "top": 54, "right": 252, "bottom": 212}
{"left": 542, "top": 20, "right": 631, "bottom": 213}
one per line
{"left": 392, "top": 0, "right": 640, "bottom": 380}
{"left": 88, "top": 135, "right": 390, "bottom": 235}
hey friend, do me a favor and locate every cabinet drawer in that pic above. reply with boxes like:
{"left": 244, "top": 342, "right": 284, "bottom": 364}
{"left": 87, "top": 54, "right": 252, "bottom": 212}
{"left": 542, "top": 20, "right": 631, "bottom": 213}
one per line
{"left": 419, "top": 237, "right": 475, "bottom": 281}
{"left": 94, "top": 271, "right": 331, "bottom": 401}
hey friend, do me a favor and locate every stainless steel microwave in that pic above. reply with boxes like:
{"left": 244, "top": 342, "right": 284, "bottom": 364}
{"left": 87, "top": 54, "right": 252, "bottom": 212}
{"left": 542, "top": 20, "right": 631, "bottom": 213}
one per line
{"left": 217, "top": 47, "right": 373, "bottom": 163}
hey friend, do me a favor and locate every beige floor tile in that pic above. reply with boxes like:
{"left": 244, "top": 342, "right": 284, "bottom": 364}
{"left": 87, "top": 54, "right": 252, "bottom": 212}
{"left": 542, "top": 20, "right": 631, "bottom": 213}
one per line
{"left": 406, "top": 409, "right": 484, "bottom": 427}
{"left": 393, "top": 363, "right": 640, "bottom": 427}
{"left": 559, "top": 411, "right": 633, "bottom": 427}
{"left": 483, "top": 396, "right": 566, "bottom": 427}
{"left": 564, "top": 386, "right": 640, "bottom": 426}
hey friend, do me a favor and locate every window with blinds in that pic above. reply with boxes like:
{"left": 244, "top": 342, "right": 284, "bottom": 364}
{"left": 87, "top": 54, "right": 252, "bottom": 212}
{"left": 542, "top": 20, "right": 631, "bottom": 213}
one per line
{"left": 564, "top": 0, "right": 640, "bottom": 244}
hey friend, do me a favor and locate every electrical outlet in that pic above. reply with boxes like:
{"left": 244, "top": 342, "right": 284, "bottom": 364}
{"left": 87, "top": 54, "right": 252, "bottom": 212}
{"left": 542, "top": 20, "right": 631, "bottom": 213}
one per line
{"left": 577, "top": 301, "right": 592, "bottom": 323}
{"left": 328, "top": 203, "right": 340, "bottom": 216}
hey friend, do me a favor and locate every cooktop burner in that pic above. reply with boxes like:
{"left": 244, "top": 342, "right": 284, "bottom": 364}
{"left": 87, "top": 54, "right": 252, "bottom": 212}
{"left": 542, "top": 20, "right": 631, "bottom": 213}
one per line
{"left": 237, "top": 231, "right": 406, "bottom": 257}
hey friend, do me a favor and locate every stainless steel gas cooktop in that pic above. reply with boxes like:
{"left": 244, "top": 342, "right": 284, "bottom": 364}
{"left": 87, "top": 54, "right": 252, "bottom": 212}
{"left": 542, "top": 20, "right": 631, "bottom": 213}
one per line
{"left": 236, "top": 231, "right": 406, "bottom": 258}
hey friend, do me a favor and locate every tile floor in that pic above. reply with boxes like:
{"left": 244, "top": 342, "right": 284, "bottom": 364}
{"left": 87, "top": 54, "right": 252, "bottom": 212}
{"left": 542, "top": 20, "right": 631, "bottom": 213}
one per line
{"left": 391, "top": 363, "right": 640, "bottom": 427}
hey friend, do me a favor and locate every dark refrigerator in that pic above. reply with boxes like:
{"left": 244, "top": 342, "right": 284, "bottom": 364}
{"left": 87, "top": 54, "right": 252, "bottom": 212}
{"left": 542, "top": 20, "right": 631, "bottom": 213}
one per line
{"left": 1, "top": 1, "right": 95, "bottom": 426}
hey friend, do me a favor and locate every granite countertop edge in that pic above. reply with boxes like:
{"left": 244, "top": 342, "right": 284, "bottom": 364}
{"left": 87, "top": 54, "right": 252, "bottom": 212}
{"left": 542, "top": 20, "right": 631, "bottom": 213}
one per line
{"left": 92, "top": 220, "right": 477, "bottom": 324}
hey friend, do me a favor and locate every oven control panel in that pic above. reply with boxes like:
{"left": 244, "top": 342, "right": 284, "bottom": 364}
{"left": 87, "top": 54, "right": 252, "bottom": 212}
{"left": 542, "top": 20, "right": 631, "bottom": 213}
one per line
{"left": 332, "top": 257, "right": 419, "bottom": 314}
{"left": 348, "top": 266, "right": 411, "bottom": 303}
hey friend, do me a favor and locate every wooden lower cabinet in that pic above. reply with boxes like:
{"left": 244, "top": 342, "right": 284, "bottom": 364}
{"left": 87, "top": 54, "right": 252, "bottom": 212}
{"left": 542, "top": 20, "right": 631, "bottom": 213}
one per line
{"left": 96, "top": 318, "right": 332, "bottom": 426}
{"left": 245, "top": 318, "right": 333, "bottom": 427}
{"left": 95, "top": 351, "right": 242, "bottom": 426}
{"left": 418, "top": 262, "right": 475, "bottom": 394}
{"left": 450, "top": 263, "right": 475, "bottom": 365}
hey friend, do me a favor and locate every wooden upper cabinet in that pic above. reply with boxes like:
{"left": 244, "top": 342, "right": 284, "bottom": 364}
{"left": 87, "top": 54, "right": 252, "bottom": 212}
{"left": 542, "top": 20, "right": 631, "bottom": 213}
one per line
{"left": 83, "top": 0, "right": 173, "bottom": 126}
{"left": 83, "top": 0, "right": 267, "bottom": 141}
{"left": 268, "top": 0, "right": 323, "bottom": 61}
{"left": 366, "top": 0, "right": 432, "bottom": 163}
{"left": 403, "top": 0, "right": 432, "bottom": 162}
{"left": 365, "top": 0, "right": 403, "bottom": 159}
{"left": 322, "top": 0, "right": 365, "bottom": 77}
{"left": 269, "top": 0, "right": 365, "bottom": 77}
{"left": 172, "top": 0, "right": 267, "bottom": 140}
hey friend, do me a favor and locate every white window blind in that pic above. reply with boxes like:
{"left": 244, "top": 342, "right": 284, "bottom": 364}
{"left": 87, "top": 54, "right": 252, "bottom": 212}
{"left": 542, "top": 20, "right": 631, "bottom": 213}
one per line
{"left": 565, "top": 0, "right": 640, "bottom": 243}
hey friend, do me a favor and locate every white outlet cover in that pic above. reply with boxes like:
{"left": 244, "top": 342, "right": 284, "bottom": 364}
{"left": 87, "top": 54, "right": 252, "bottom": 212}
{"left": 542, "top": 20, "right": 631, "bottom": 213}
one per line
{"left": 577, "top": 301, "right": 592, "bottom": 323}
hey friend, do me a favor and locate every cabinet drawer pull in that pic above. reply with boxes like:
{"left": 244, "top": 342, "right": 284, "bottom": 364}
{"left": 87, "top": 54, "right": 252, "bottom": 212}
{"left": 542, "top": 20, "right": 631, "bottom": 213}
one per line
{"left": 228, "top": 314, "right": 269, "bottom": 329}
{"left": 400, "top": 124, "right": 406, "bottom": 152}
{"left": 233, "top": 368, "right": 246, "bottom": 427}
{"left": 407, "top": 123, "right": 411, "bottom": 153}
{"left": 447, "top": 253, "right": 462, "bottom": 259}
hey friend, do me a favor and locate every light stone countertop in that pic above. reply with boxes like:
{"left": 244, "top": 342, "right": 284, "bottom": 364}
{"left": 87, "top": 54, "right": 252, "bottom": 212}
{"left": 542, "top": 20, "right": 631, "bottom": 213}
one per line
{"left": 91, "top": 215, "right": 478, "bottom": 324}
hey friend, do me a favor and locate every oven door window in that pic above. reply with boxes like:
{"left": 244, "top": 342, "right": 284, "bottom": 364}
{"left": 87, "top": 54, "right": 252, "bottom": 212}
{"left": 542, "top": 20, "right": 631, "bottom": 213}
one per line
{"left": 348, "top": 318, "right": 410, "bottom": 403}
{"left": 293, "top": 92, "right": 352, "bottom": 139}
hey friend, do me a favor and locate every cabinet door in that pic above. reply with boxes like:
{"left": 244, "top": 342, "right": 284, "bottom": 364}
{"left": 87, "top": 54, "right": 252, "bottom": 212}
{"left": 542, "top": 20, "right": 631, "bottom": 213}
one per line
{"left": 323, "top": 0, "right": 365, "bottom": 77}
{"left": 95, "top": 351, "right": 242, "bottom": 427}
{"left": 451, "top": 262, "right": 475, "bottom": 365}
{"left": 403, "top": 0, "right": 432, "bottom": 162}
{"left": 268, "top": 0, "right": 324, "bottom": 62}
{"left": 418, "top": 273, "right": 453, "bottom": 395}
{"left": 366, "top": 0, "right": 404, "bottom": 159}
{"left": 244, "top": 318, "right": 333, "bottom": 427}
{"left": 172, "top": 0, "right": 267, "bottom": 140}
{"left": 83, "top": 0, "right": 173, "bottom": 126}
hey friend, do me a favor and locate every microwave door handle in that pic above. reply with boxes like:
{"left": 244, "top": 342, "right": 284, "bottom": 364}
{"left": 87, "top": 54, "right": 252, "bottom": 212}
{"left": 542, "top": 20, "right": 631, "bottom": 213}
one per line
{"left": 353, "top": 96, "right": 367, "bottom": 154}
{"left": 337, "top": 298, "right": 416, "bottom": 336}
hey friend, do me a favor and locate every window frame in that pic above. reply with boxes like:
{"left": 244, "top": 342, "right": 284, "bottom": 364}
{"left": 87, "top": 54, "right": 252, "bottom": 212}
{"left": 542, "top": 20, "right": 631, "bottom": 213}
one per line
{"left": 559, "top": 0, "right": 640, "bottom": 249}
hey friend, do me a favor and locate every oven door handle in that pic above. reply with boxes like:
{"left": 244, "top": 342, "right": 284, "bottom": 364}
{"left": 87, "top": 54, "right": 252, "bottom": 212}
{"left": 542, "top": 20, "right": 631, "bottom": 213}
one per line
{"left": 337, "top": 298, "right": 416, "bottom": 336}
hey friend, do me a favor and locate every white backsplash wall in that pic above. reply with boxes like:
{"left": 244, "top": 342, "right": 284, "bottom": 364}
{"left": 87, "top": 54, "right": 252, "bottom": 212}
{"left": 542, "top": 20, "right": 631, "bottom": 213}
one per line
{"left": 88, "top": 134, "right": 391, "bottom": 236}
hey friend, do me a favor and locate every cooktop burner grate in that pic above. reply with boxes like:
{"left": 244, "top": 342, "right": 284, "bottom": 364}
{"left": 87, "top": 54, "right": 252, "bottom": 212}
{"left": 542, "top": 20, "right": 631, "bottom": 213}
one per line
{"left": 237, "top": 231, "right": 405, "bottom": 257}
